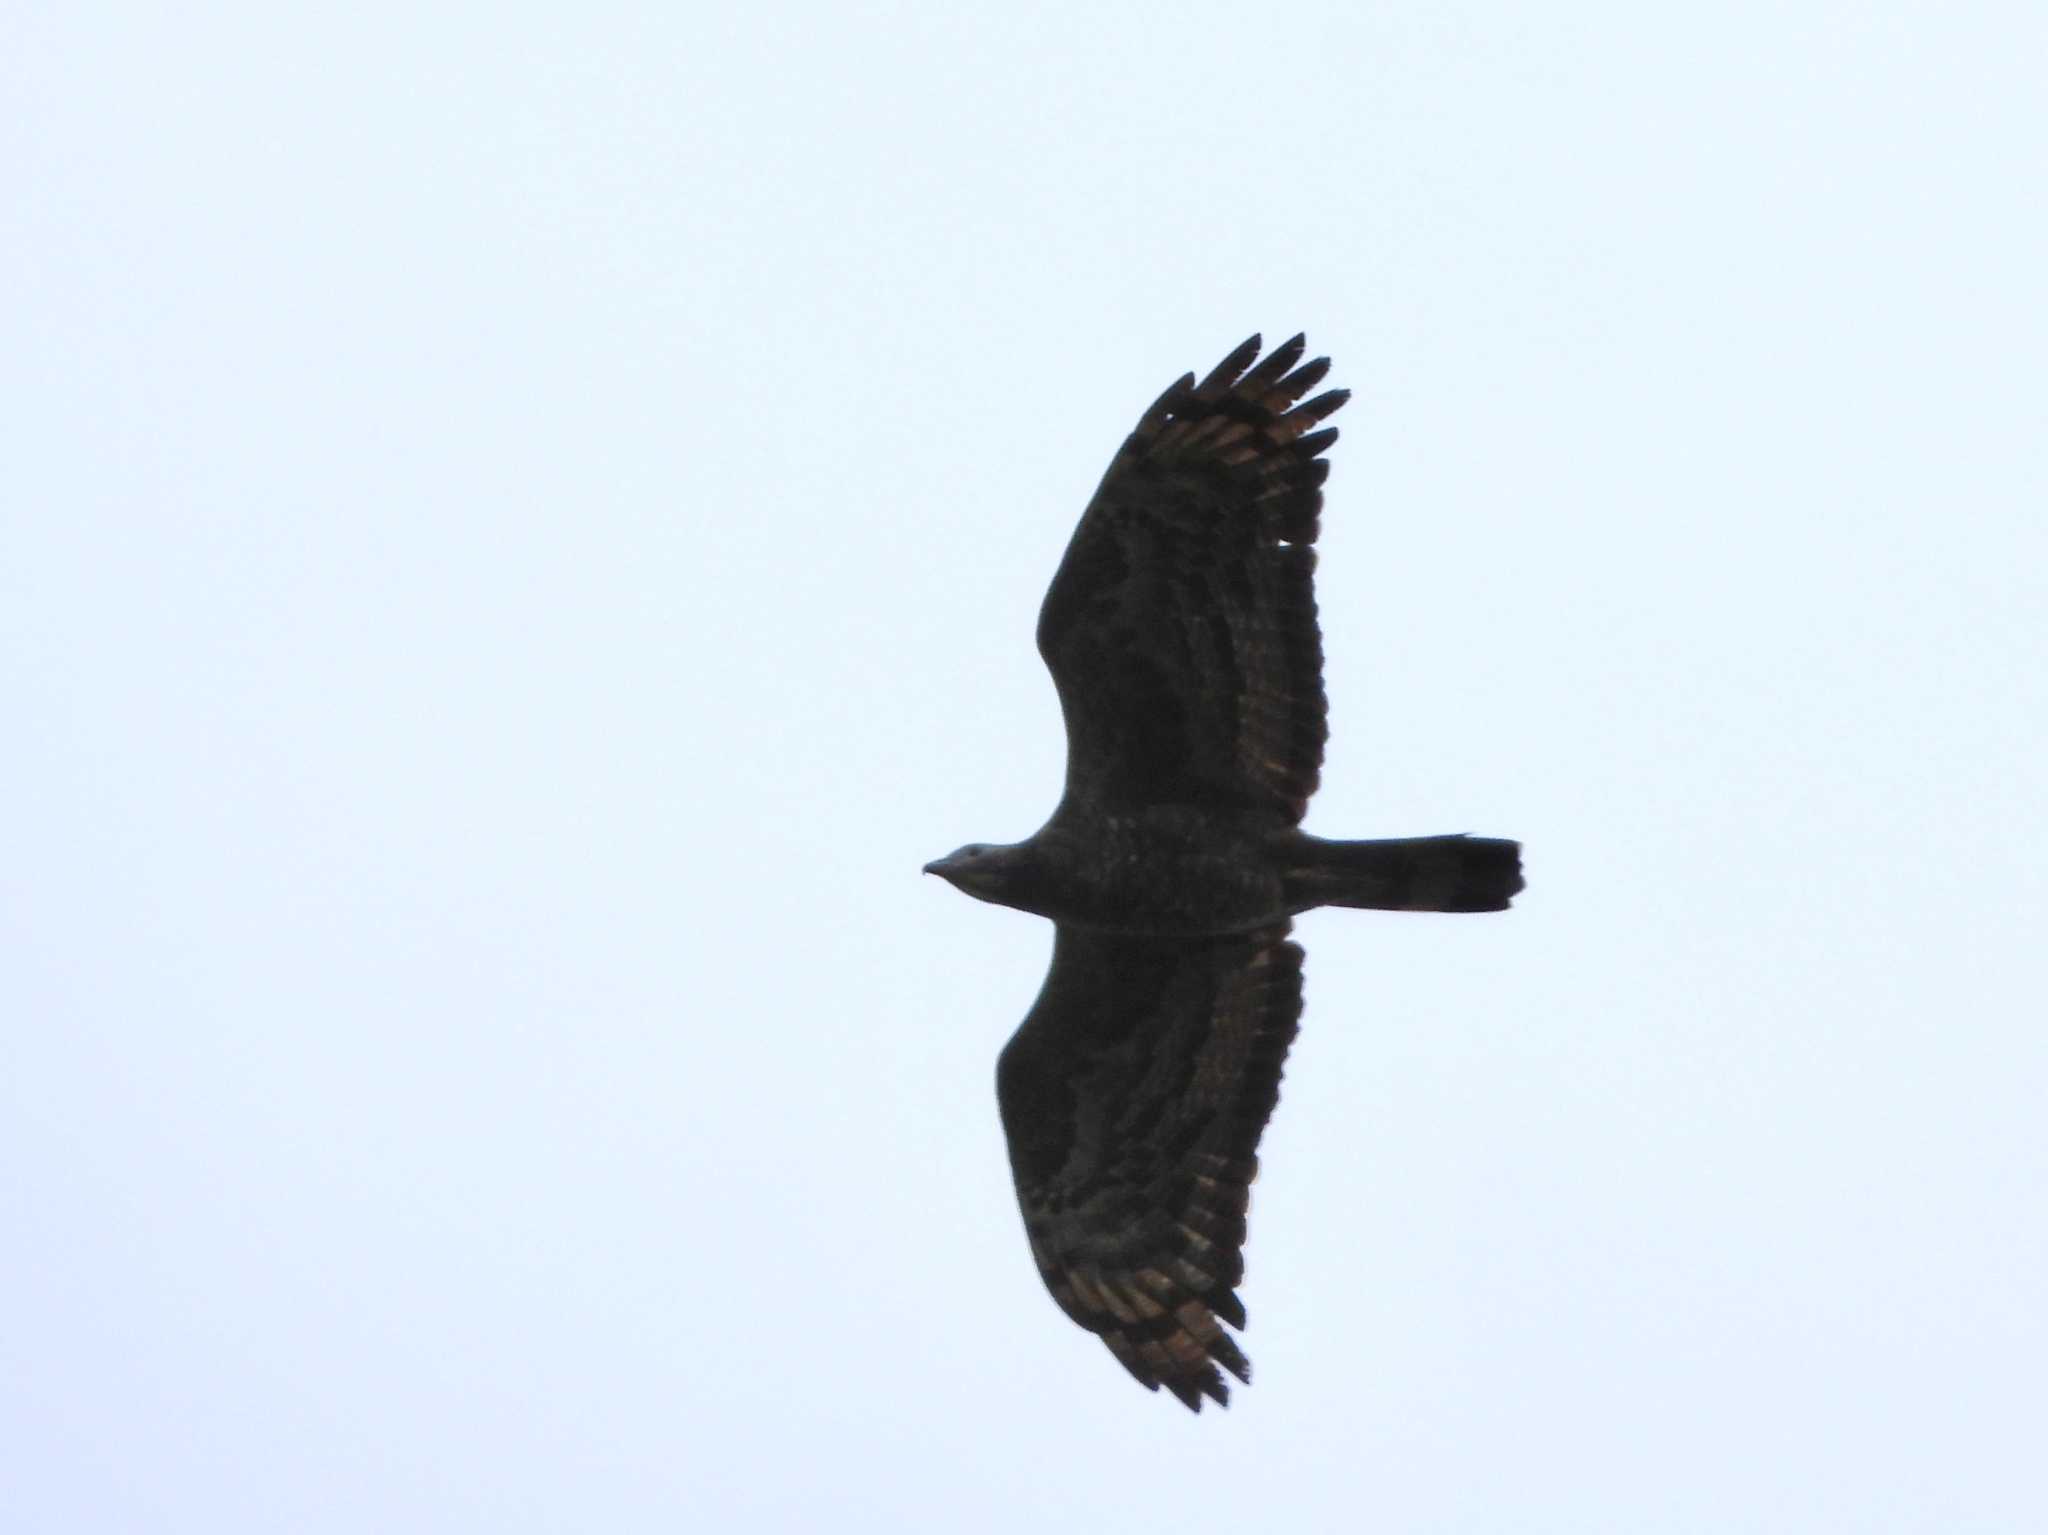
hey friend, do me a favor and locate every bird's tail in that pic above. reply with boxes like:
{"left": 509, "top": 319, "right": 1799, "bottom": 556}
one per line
{"left": 1289, "top": 834, "right": 1524, "bottom": 914}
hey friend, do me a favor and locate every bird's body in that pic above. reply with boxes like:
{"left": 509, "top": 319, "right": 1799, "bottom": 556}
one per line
{"left": 947, "top": 808, "right": 1288, "bottom": 935}
{"left": 948, "top": 812, "right": 1520, "bottom": 936}
{"left": 926, "top": 335, "right": 1523, "bottom": 1411}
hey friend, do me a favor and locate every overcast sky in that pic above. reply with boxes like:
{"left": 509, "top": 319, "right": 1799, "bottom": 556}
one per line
{"left": 6, "top": 5, "right": 2044, "bottom": 1531}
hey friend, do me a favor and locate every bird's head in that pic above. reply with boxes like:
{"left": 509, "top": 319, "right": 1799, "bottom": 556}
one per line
{"left": 922, "top": 841, "right": 1030, "bottom": 907}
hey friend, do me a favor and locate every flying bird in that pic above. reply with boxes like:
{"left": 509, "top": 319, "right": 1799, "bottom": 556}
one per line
{"left": 925, "top": 335, "right": 1523, "bottom": 1411}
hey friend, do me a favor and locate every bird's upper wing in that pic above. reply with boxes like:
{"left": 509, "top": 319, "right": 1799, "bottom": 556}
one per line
{"left": 996, "top": 923, "right": 1303, "bottom": 1411}
{"left": 1036, "top": 335, "right": 1347, "bottom": 822}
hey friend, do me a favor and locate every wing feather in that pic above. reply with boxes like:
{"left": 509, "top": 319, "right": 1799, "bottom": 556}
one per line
{"left": 995, "top": 924, "right": 1303, "bottom": 1411}
{"left": 1037, "top": 335, "right": 1347, "bottom": 821}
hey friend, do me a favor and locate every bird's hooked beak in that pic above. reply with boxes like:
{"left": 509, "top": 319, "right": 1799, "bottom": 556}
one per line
{"left": 923, "top": 844, "right": 1001, "bottom": 899}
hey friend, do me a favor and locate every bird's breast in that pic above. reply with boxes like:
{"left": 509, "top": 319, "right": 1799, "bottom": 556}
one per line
{"left": 1037, "top": 807, "right": 1290, "bottom": 937}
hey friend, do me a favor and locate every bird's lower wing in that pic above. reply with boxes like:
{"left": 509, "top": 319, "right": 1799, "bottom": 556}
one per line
{"left": 995, "top": 923, "right": 1303, "bottom": 1410}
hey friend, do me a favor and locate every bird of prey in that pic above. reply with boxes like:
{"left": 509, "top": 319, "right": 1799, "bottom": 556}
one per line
{"left": 925, "top": 335, "right": 1523, "bottom": 1412}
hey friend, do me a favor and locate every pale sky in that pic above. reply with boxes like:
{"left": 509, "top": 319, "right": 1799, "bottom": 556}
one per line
{"left": 6, "top": 5, "right": 2044, "bottom": 1531}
